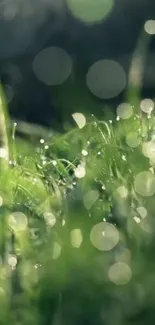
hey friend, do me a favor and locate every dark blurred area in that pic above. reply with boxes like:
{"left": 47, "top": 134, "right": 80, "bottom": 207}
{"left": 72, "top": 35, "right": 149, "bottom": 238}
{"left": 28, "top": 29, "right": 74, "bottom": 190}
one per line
{"left": 1, "top": 0, "right": 155, "bottom": 130}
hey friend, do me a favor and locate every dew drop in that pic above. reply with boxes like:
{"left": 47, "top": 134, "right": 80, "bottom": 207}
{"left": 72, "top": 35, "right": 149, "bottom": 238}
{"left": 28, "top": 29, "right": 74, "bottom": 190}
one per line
{"left": 82, "top": 149, "right": 88, "bottom": 156}
{"left": 52, "top": 160, "right": 57, "bottom": 166}
{"left": 74, "top": 164, "right": 86, "bottom": 178}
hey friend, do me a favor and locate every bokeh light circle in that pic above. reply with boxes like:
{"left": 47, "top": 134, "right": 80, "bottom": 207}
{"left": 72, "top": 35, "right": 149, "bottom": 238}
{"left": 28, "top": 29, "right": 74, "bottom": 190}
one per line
{"left": 144, "top": 20, "right": 155, "bottom": 35}
{"left": 8, "top": 255, "right": 17, "bottom": 268}
{"left": 108, "top": 262, "right": 132, "bottom": 285}
{"left": 140, "top": 98, "right": 154, "bottom": 114}
{"left": 72, "top": 113, "right": 86, "bottom": 129}
{"left": 33, "top": 47, "right": 72, "bottom": 85}
{"left": 0, "top": 196, "right": 3, "bottom": 207}
{"left": 66, "top": 0, "right": 113, "bottom": 24}
{"left": 86, "top": 60, "right": 126, "bottom": 99}
{"left": 71, "top": 229, "right": 83, "bottom": 248}
{"left": 90, "top": 222, "right": 119, "bottom": 251}
{"left": 142, "top": 141, "right": 155, "bottom": 159}
{"left": 117, "top": 103, "right": 133, "bottom": 119}
{"left": 83, "top": 190, "right": 99, "bottom": 210}
{"left": 134, "top": 171, "right": 155, "bottom": 197}
{"left": 136, "top": 207, "right": 147, "bottom": 219}
{"left": 134, "top": 216, "right": 141, "bottom": 224}
{"left": 8, "top": 212, "right": 28, "bottom": 231}
{"left": 52, "top": 242, "right": 61, "bottom": 260}
{"left": 43, "top": 212, "right": 56, "bottom": 227}
{"left": 0, "top": 148, "right": 8, "bottom": 159}
{"left": 116, "top": 186, "right": 128, "bottom": 198}
{"left": 126, "top": 132, "right": 141, "bottom": 148}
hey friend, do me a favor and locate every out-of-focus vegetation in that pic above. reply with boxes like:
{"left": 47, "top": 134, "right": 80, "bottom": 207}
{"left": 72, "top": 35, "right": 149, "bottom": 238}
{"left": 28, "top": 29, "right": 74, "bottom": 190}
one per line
{"left": 1, "top": 1, "right": 155, "bottom": 324}
{"left": 1, "top": 84, "right": 155, "bottom": 325}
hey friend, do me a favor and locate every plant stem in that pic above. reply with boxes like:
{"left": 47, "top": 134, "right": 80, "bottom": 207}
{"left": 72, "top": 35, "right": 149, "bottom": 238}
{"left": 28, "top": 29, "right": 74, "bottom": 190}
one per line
{"left": 0, "top": 85, "right": 9, "bottom": 166}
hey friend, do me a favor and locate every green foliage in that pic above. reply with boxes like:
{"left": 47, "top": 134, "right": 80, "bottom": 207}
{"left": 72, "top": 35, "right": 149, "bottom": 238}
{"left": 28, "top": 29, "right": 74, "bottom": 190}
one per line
{"left": 1, "top": 87, "right": 155, "bottom": 324}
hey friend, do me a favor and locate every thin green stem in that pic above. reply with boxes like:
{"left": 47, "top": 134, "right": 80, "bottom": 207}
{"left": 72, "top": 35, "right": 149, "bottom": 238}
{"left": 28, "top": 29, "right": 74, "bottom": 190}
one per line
{"left": 0, "top": 85, "right": 9, "bottom": 167}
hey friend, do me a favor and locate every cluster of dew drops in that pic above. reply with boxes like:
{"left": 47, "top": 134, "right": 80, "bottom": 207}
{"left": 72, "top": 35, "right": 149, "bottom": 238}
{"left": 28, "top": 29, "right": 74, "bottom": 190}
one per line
{"left": 2, "top": 96, "right": 154, "bottom": 288}
{"left": 36, "top": 101, "right": 154, "bottom": 286}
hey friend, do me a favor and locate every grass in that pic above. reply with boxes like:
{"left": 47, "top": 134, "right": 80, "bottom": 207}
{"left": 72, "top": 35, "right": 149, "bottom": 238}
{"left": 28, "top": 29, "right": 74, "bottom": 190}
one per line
{"left": 0, "top": 85, "right": 155, "bottom": 325}
{"left": 0, "top": 30, "right": 155, "bottom": 323}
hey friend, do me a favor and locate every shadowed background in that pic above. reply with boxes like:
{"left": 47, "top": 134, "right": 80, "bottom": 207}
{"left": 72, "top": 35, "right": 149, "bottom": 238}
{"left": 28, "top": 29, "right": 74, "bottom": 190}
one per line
{"left": 1, "top": 0, "right": 155, "bottom": 129}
